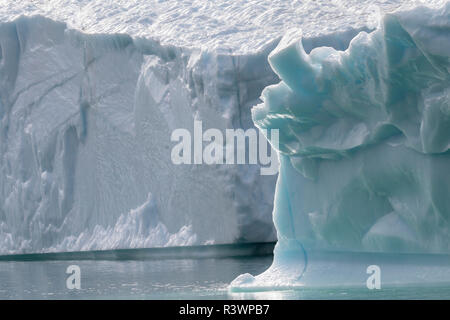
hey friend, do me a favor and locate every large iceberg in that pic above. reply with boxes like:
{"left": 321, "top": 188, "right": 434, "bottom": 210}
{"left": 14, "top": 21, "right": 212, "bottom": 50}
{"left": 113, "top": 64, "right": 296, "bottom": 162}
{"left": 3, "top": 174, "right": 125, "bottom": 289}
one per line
{"left": 0, "top": 1, "right": 447, "bottom": 255}
{"left": 0, "top": 16, "right": 281, "bottom": 254}
{"left": 232, "top": 2, "right": 450, "bottom": 290}
{"left": 0, "top": 0, "right": 410, "bottom": 254}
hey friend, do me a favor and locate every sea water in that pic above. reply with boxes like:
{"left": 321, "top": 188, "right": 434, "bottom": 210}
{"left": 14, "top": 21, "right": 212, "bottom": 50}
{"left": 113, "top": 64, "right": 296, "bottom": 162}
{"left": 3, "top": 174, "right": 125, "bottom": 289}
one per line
{"left": 0, "top": 245, "right": 449, "bottom": 299}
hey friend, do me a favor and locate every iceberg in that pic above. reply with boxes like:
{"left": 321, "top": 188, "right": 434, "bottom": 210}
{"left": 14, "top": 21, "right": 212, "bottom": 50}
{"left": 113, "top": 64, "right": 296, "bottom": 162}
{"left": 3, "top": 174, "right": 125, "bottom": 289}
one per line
{"left": 0, "top": 0, "right": 447, "bottom": 256}
{"left": 0, "top": 15, "right": 281, "bottom": 254}
{"left": 232, "top": 2, "right": 450, "bottom": 290}
{"left": 0, "top": 0, "right": 409, "bottom": 254}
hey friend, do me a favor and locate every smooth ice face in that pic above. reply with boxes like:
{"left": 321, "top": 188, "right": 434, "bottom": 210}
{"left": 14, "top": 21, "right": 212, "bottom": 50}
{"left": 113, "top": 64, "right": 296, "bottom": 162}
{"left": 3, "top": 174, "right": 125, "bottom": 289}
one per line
{"left": 232, "top": 3, "right": 450, "bottom": 290}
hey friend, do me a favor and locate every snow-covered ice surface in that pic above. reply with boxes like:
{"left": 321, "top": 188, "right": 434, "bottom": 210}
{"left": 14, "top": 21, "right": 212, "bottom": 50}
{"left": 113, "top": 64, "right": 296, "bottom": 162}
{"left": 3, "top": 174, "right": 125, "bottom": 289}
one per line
{"left": 231, "top": 2, "right": 450, "bottom": 291}
{"left": 0, "top": 0, "right": 447, "bottom": 255}
{"left": 0, "top": 0, "right": 444, "bottom": 53}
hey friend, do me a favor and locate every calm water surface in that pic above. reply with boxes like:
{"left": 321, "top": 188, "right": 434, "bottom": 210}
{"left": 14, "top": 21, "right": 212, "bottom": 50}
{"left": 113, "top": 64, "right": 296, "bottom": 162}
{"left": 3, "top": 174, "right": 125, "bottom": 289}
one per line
{"left": 0, "top": 247, "right": 449, "bottom": 299}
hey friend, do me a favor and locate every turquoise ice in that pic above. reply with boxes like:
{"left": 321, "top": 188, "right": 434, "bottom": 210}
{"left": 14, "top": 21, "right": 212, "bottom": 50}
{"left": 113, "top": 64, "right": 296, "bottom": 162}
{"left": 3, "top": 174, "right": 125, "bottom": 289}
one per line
{"left": 232, "top": 3, "right": 450, "bottom": 290}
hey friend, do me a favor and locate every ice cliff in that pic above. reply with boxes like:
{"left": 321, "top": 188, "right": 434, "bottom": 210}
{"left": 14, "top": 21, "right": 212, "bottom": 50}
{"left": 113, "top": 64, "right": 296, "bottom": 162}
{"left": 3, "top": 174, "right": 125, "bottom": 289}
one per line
{"left": 0, "top": 1, "right": 446, "bottom": 255}
{"left": 232, "top": 2, "right": 450, "bottom": 290}
{"left": 0, "top": 16, "right": 282, "bottom": 254}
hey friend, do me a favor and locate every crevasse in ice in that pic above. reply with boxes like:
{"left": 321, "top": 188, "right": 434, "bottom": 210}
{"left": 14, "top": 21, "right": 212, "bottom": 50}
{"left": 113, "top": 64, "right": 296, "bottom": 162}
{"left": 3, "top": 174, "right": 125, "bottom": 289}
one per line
{"left": 232, "top": 3, "right": 450, "bottom": 290}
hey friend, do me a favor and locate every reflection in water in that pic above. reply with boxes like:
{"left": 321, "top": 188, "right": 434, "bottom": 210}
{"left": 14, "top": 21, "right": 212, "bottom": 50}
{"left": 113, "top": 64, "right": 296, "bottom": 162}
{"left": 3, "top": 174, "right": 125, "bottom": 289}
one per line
{"left": 229, "top": 284, "right": 450, "bottom": 300}
{"left": 229, "top": 291, "right": 287, "bottom": 300}
{"left": 0, "top": 256, "right": 272, "bottom": 299}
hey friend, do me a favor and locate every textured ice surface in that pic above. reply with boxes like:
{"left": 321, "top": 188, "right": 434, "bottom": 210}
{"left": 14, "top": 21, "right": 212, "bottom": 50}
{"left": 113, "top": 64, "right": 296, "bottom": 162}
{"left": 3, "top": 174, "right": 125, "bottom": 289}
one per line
{"left": 0, "top": 0, "right": 443, "bottom": 53}
{"left": 0, "top": 16, "right": 278, "bottom": 254}
{"left": 231, "top": 2, "right": 450, "bottom": 290}
{"left": 48, "top": 193, "right": 198, "bottom": 252}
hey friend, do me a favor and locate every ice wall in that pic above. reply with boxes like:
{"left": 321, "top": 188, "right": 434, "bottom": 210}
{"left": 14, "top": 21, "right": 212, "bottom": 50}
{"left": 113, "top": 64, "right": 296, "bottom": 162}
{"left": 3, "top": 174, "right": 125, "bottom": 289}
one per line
{"left": 0, "top": 16, "right": 282, "bottom": 254}
{"left": 232, "top": 3, "right": 450, "bottom": 290}
{"left": 1, "top": 2, "right": 443, "bottom": 255}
